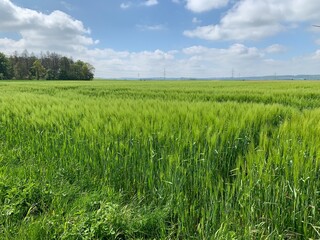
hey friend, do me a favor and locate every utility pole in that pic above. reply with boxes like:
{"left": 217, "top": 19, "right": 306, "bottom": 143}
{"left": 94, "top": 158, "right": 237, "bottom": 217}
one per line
{"left": 231, "top": 68, "right": 234, "bottom": 79}
{"left": 164, "top": 67, "right": 166, "bottom": 80}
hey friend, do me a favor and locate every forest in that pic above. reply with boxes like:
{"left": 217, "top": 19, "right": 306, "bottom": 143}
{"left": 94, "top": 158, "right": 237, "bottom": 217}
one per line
{"left": 0, "top": 51, "right": 94, "bottom": 80}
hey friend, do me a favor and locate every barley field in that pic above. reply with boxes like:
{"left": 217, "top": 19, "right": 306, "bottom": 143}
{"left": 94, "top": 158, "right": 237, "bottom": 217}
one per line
{"left": 0, "top": 80, "right": 320, "bottom": 239}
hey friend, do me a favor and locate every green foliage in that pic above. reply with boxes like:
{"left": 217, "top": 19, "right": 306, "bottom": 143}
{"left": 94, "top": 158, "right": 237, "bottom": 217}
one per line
{"left": 32, "top": 60, "right": 46, "bottom": 80}
{"left": 0, "top": 51, "right": 94, "bottom": 80}
{"left": 0, "top": 52, "right": 11, "bottom": 79}
{"left": 0, "top": 80, "right": 320, "bottom": 239}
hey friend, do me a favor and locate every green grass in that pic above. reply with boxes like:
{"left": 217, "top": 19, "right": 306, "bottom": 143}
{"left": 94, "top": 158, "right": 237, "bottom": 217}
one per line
{"left": 0, "top": 80, "right": 320, "bottom": 239}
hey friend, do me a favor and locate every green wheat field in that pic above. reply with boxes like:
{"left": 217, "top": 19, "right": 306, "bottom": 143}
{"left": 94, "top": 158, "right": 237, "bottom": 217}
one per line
{"left": 1, "top": 80, "right": 320, "bottom": 239}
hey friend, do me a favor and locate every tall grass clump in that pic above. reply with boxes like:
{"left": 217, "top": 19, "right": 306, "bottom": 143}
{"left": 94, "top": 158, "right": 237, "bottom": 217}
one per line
{"left": 0, "top": 80, "right": 320, "bottom": 239}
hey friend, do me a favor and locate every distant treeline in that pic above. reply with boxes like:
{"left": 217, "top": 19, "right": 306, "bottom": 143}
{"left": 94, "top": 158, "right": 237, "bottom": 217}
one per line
{"left": 0, "top": 50, "right": 94, "bottom": 80}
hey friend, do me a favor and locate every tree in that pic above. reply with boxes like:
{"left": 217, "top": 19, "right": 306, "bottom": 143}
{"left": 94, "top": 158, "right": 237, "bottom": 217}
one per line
{"left": 69, "top": 60, "right": 94, "bottom": 80}
{"left": 12, "top": 50, "right": 32, "bottom": 79}
{"left": 70, "top": 60, "right": 83, "bottom": 80}
{"left": 58, "top": 56, "right": 71, "bottom": 80}
{"left": 82, "top": 63, "right": 94, "bottom": 80}
{"left": 43, "top": 52, "right": 60, "bottom": 80}
{"left": 32, "top": 60, "right": 46, "bottom": 80}
{"left": 0, "top": 52, "right": 10, "bottom": 79}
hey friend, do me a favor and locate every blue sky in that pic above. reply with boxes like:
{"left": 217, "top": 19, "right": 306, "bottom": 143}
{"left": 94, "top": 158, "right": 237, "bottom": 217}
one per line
{"left": 1, "top": 0, "right": 320, "bottom": 78}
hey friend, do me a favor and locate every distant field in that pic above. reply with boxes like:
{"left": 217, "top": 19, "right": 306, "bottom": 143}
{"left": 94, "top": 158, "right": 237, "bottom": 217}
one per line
{"left": 1, "top": 80, "right": 320, "bottom": 239}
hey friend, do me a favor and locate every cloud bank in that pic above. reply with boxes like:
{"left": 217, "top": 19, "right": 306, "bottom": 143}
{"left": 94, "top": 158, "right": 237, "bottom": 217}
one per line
{"left": 186, "top": 0, "right": 229, "bottom": 13}
{"left": 0, "top": 0, "right": 96, "bottom": 53}
{"left": 184, "top": 0, "right": 320, "bottom": 40}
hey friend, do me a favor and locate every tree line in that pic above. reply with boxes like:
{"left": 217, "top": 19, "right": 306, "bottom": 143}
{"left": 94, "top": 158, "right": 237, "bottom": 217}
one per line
{"left": 0, "top": 50, "right": 94, "bottom": 80}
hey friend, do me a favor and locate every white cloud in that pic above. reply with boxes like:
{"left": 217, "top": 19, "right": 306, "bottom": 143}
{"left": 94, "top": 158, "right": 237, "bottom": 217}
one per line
{"left": 176, "top": 44, "right": 320, "bottom": 78}
{"left": 143, "top": 0, "right": 158, "bottom": 7}
{"left": 60, "top": 1, "right": 73, "bottom": 11}
{"left": 182, "top": 44, "right": 262, "bottom": 60}
{"left": 0, "top": 0, "right": 96, "bottom": 54}
{"left": 186, "top": 0, "right": 229, "bottom": 13}
{"left": 136, "top": 24, "right": 166, "bottom": 31}
{"left": 184, "top": 0, "right": 320, "bottom": 41}
{"left": 120, "top": 2, "right": 131, "bottom": 9}
{"left": 265, "top": 44, "right": 287, "bottom": 54}
{"left": 121, "top": 0, "right": 158, "bottom": 8}
{"left": 81, "top": 48, "right": 176, "bottom": 78}
{"left": 81, "top": 43, "right": 318, "bottom": 79}
{"left": 192, "top": 17, "right": 201, "bottom": 24}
